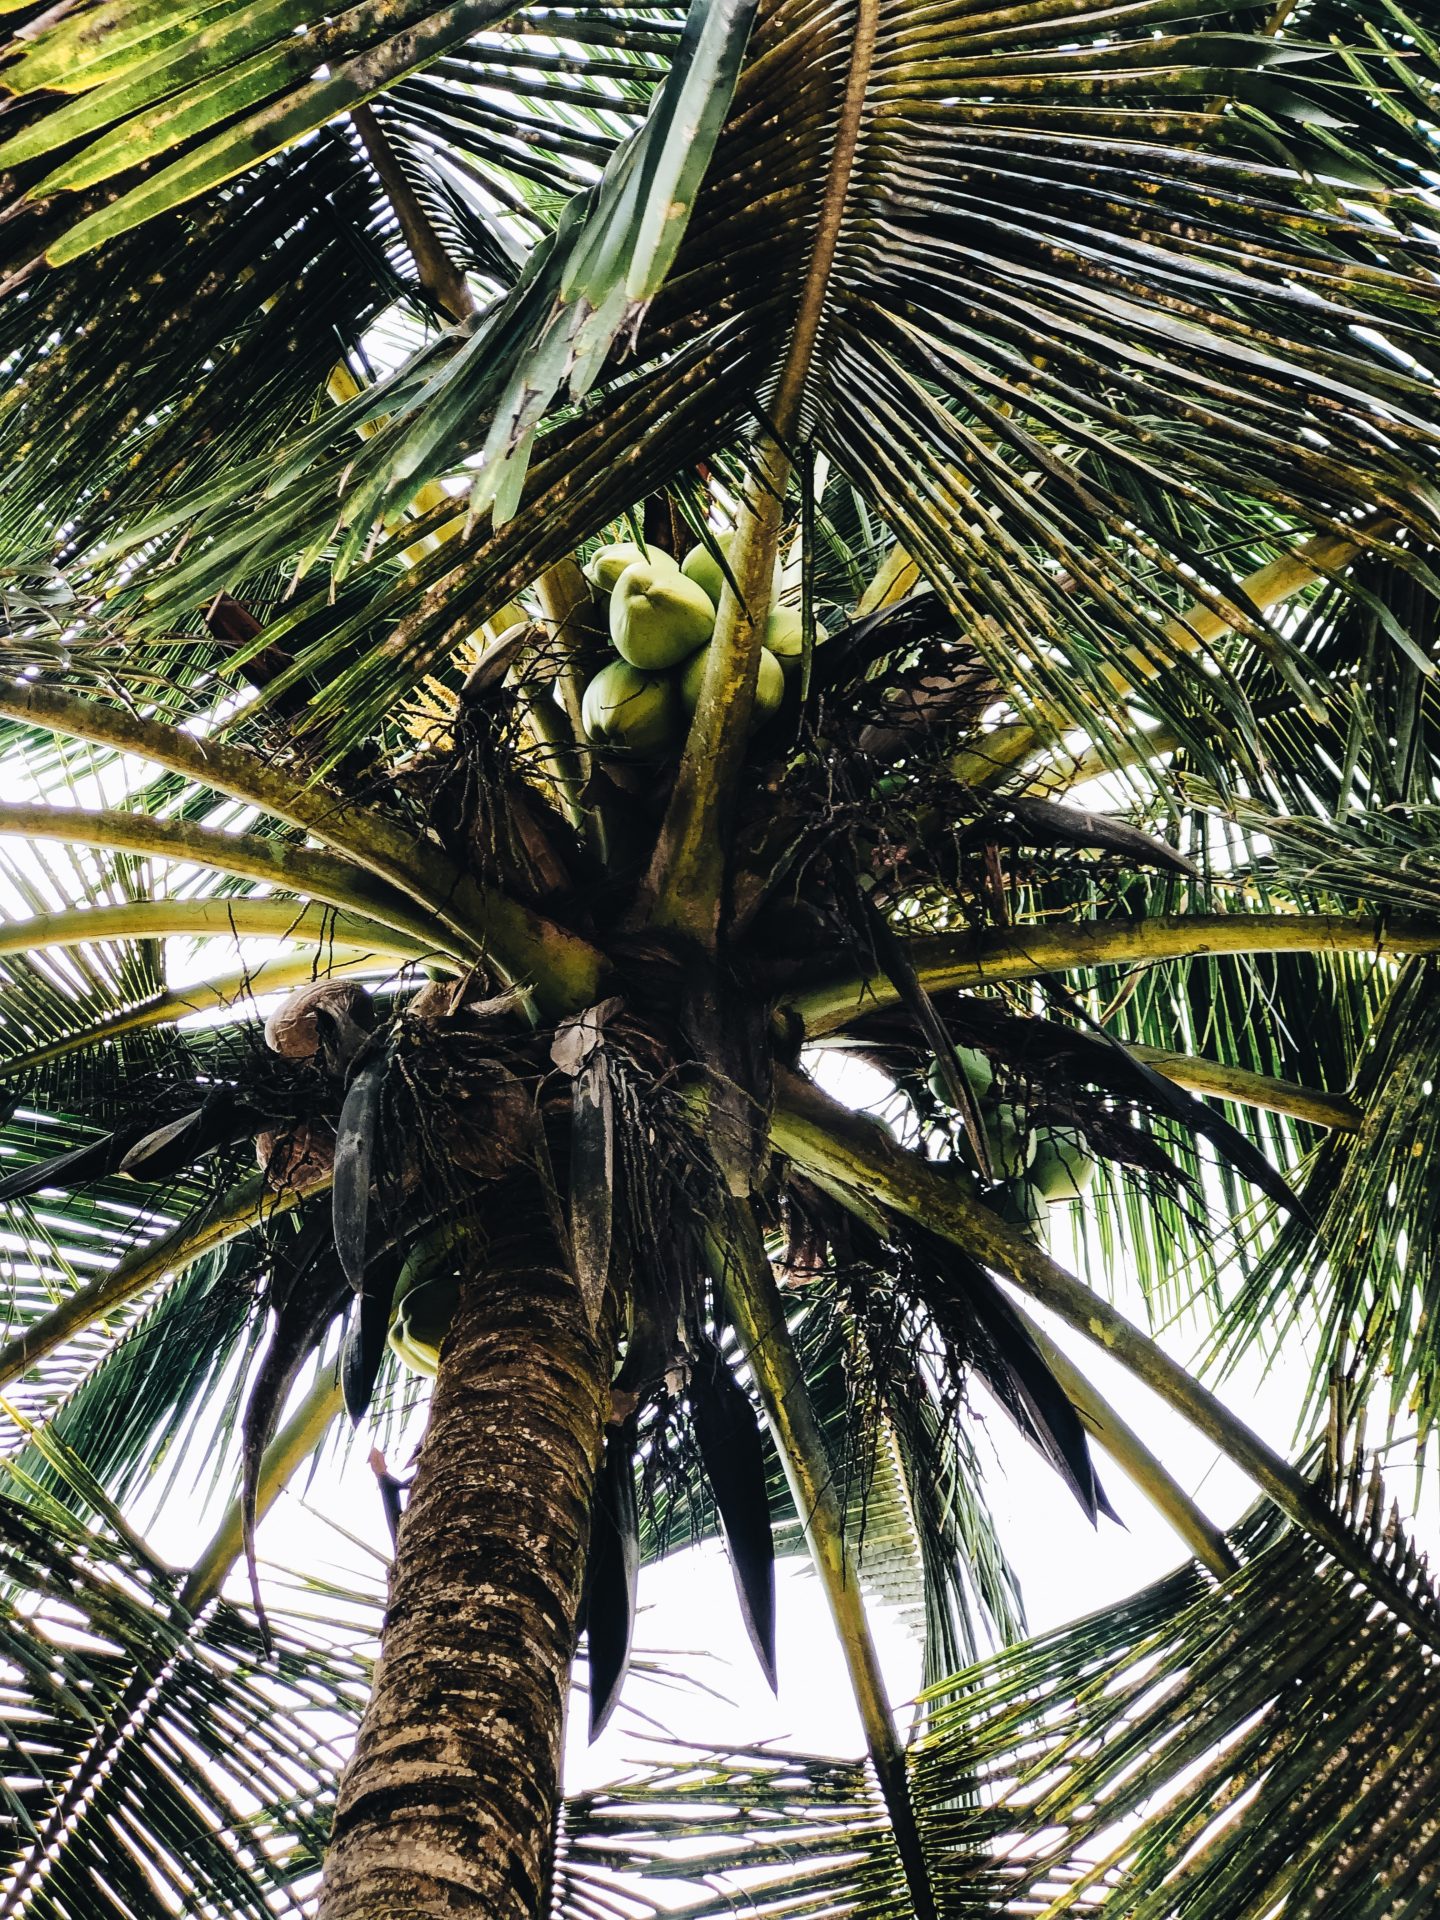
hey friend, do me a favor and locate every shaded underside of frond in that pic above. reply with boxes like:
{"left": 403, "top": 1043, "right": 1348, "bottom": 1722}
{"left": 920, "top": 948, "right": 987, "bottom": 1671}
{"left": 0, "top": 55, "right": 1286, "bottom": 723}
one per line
{"left": 0, "top": 1482, "right": 373, "bottom": 1920}
{"left": 564, "top": 1500, "right": 1440, "bottom": 1919}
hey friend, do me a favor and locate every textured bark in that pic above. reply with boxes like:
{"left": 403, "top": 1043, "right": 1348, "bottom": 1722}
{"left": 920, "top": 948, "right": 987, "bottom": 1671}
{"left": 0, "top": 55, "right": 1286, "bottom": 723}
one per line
{"left": 318, "top": 1189, "right": 612, "bottom": 1919}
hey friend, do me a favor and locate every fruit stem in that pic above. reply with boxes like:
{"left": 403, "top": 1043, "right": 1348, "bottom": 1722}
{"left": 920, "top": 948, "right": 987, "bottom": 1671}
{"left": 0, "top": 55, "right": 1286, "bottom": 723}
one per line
{"left": 642, "top": 438, "right": 790, "bottom": 947}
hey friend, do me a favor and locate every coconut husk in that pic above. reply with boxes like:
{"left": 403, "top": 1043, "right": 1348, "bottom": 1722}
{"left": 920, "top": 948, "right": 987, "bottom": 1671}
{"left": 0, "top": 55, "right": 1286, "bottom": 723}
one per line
{"left": 255, "top": 1119, "right": 337, "bottom": 1193}
{"left": 264, "top": 980, "right": 375, "bottom": 1059}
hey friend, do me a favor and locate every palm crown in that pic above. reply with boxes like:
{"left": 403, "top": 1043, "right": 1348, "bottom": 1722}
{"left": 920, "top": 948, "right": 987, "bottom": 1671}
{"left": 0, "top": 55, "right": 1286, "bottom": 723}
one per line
{"left": 0, "top": 0, "right": 1439, "bottom": 1913}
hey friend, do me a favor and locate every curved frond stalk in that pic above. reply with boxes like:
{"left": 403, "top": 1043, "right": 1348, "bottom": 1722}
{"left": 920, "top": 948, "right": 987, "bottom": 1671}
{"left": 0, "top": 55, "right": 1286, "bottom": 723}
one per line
{"left": 0, "top": 1175, "right": 306, "bottom": 1394}
{"left": 349, "top": 103, "right": 476, "bottom": 324}
{"left": 770, "top": 1068, "right": 1440, "bottom": 1652}
{"left": 0, "top": 683, "right": 605, "bottom": 1010}
{"left": 1032, "top": 719, "right": 1182, "bottom": 796}
{"left": 568, "top": 1503, "right": 1440, "bottom": 1919}
{"left": 713, "top": 1206, "right": 939, "bottom": 1920}
{"left": 858, "top": 542, "right": 921, "bottom": 616}
{"left": 790, "top": 914, "right": 1440, "bottom": 1036}
{"left": 1128, "top": 1046, "right": 1360, "bottom": 1133}
{"left": 0, "top": 801, "right": 457, "bottom": 957}
{"left": 0, "top": 896, "right": 433, "bottom": 964}
{"left": 0, "top": 951, "right": 403, "bottom": 1078}
{"left": 1016, "top": 1315, "right": 1237, "bottom": 1579}
{"left": 952, "top": 520, "right": 1379, "bottom": 790}
{"left": 183, "top": 1371, "right": 346, "bottom": 1611}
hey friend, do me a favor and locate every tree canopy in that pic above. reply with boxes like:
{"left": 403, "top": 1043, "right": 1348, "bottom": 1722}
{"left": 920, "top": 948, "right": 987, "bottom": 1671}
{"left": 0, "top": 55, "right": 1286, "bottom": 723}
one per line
{"left": 1, "top": 0, "right": 1439, "bottom": 1911}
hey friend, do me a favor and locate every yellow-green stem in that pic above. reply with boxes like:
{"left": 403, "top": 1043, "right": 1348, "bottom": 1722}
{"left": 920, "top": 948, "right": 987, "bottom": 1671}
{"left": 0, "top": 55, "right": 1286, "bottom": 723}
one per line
{"left": 790, "top": 914, "right": 1440, "bottom": 1037}
{"left": 0, "top": 1175, "right": 310, "bottom": 1392}
{"left": 1018, "top": 1316, "right": 1237, "bottom": 1578}
{"left": 0, "top": 951, "right": 399, "bottom": 1079}
{"left": 714, "top": 1206, "right": 938, "bottom": 1920}
{"left": 644, "top": 442, "right": 790, "bottom": 945}
{"left": 770, "top": 1069, "right": 1440, "bottom": 1650}
{"left": 1130, "top": 1046, "right": 1360, "bottom": 1132}
{"left": 0, "top": 897, "right": 431, "bottom": 965}
{"left": 0, "top": 682, "right": 604, "bottom": 1011}
{"left": 182, "top": 1373, "right": 345, "bottom": 1610}
{"left": 0, "top": 803, "right": 455, "bottom": 957}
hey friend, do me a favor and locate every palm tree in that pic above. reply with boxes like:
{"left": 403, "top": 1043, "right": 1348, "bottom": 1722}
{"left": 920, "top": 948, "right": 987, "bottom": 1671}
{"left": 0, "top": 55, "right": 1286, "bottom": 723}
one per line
{"left": 0, "top": 0, "right": 1439, "bottom": 1913}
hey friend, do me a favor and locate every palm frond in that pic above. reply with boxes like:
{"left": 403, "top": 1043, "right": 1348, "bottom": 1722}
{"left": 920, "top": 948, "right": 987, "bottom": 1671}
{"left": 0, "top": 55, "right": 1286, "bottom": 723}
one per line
{"left": 563, "top": 1495, "right": 1440, "bottom": 1918}
{"left": 0, "top": 1474, "right": 373, "bottom": 1920}
{"left": 13, "top": 0, "right": 1436, "bottom": 782}
{"left": 1218, "top": 955, "right": 1440, "bottom": 1456}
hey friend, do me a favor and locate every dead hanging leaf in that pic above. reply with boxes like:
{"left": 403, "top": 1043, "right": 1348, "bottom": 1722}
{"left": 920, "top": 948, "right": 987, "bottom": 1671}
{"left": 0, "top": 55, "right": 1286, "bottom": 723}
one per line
{"left": 568, "top": 1050, "right": 615, "bottom": 1331}
{"left": 690, "top": 1342, "right": 777, "bottom": 1691}
{"left": 333, "top": 1042, "right": 392, "bottom": 1290}
{"left": 976, "top": 797, "right": 1200, "bottom": 878}
{"left": 342, "top": 1271, "right": 399, "bottom": 1424}
{"left": 551, "top": 996, "right": 624, "bottom": 1078}
{"left": 0, "top": 1127, "right": 140, "bottom": 1202}
{"left": 119, "top": 1088, "right": 263, "bottom": 1181}
{"left": 551, "top": 999, "right": 624, "bottom": 1328}
{"left": 241, "top": 1242, "right": 351, "bottom": 1648}
{"left": 583, "top": 1424, "right": 639, "bottom": 1741}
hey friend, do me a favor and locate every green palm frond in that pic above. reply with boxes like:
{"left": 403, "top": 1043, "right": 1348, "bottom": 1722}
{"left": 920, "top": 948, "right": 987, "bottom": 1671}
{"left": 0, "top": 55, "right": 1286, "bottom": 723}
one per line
{"left": 7, "top": 0, "right": 1435, "bottom": 780}
{"left": 7, "top": 1239, "right": 257, "bottom": 1514}
{"left": 563, "top": 1496, "right": 1440, "bottom": 1918}
{"left": 0, "top": 1473, "right": 373, "bottom": 1920}
{"left": 0, "top": 2, "right": 669, "bottom": 591}
{"left": 1217, "top": 954, "right": 1440, "bottom": 1452}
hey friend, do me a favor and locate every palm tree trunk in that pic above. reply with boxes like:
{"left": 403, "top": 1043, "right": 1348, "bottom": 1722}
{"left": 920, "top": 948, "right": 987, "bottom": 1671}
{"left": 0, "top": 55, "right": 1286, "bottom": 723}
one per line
{"left": 318, "top": 1188, "right": 613, "bottom": 1919}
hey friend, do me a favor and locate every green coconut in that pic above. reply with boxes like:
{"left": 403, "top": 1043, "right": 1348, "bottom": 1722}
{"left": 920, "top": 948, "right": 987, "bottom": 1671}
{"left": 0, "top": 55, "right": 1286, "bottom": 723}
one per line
{"left": 1000, "top": 1179, "right": 1048, "bottom": 1235}
{"left": 983, "top": 1103, "right": 1035, "bottom": 1181}
{"left": 678, "top": 644, "right": 784, "bottom": 724}
{"left": 927, "top": 1044, "right": 994, "bottom": 1108}
{"left": 610, "top": 560, "right": 715, "bottom": 670}
{"left": 400, "top": 1274, "right": 459, "bottom": 1349}
{"left": 680, "top": 534, "right": 782, "bottom": 609}
{"left": 388, "top": 1316, "right": 440, "bottom": 1378}
{"left": 764, "top": 603, "right": 829, "bottom": 673}
{"left": 582, "top": 658, "right": 679, "bottom": 756}
{"left": 584, "top": 541, "right": 678, "bottom": 594}
{"left": 1029, "top": 1126, "right": 1097, "bottom": 1203}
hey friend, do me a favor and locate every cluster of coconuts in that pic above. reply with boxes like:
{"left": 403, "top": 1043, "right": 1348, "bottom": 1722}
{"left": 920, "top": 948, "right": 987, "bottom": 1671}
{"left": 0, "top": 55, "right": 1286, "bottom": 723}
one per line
{"left": 579, "top": 535, "right": 814, "bottom": 756}
{"left": 934, "top": 1046, "right": 1098, "bottom": 1232}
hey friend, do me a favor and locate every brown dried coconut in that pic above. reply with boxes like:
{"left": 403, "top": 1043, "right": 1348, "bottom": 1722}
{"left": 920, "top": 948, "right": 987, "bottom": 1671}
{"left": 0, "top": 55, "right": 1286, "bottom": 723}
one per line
{"left": 263, "top": 979, "right": 374, "bottom": 1059}
{"left": 255, "top": 1120, "right": 337, "bottom": 1193}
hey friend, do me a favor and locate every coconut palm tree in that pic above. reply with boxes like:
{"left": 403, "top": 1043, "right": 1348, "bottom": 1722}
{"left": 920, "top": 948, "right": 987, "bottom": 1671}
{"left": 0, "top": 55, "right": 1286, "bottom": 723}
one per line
{"left": 1, "top": 0, "right": 1439, "bottom": 1913}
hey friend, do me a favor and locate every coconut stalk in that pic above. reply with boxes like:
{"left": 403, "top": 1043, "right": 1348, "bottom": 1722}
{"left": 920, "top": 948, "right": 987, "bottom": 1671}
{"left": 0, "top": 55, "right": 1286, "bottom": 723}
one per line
{"left": 0, "top": 681, "right": 605, "bottom": 1009}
